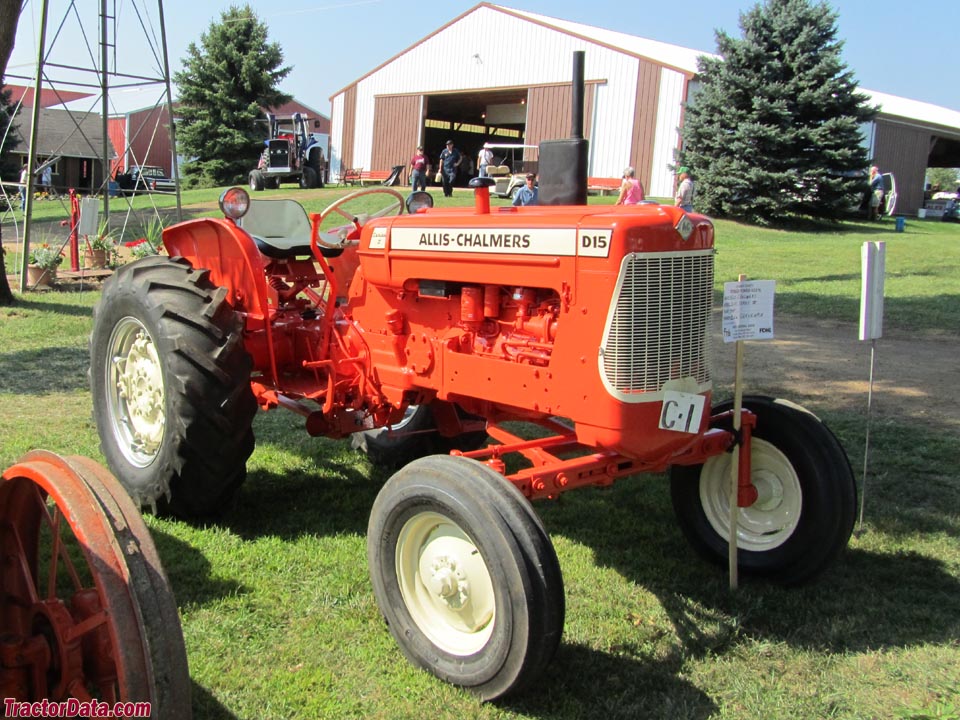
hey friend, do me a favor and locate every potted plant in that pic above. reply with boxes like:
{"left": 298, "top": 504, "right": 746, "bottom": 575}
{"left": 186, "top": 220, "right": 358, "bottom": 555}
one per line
{"left": 84, "top": 233, "right": 115, "bottom": 269}
{"left": 27, "top": 243, "right": 64, "bottom": 287}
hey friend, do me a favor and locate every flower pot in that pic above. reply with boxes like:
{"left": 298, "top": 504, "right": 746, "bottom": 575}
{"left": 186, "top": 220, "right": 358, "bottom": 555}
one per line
{"left": 26, "top": 264, "right": 56, "bottom": 288}
{"left": 84, "top": 248, "right": 109, "bottom": 269}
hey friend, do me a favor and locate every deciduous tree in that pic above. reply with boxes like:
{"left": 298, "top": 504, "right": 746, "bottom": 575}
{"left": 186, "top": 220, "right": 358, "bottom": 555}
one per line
{"left": 926, "top": 167, "right": 959, "bottom": 192}
{"left": 678, "top": 0, "right": 876, "bottom": 224}
{"left": 0, "top": 0, "right": 23, "bottom": 305}
{"left": 174, "top": 5, "right": 291, "bottom": 187}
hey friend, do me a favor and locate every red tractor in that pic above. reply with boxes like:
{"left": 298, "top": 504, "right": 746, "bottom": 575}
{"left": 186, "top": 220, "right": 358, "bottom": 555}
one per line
{"left": 89, "top": 179, "right": 855, "bottom": 700}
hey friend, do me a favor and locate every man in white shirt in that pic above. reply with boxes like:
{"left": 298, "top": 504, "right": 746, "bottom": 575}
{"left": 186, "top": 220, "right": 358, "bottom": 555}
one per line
{"left": 477, "top": 144, "right": 494, "bottom": 178}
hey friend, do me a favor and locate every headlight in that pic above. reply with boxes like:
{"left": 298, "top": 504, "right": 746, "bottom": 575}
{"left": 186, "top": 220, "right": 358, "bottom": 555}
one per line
{"left": 219, "top": 187, "right": 250, "bottom": 219}
{"left": 405, "top": 191, "right": 434, "bottom": 214}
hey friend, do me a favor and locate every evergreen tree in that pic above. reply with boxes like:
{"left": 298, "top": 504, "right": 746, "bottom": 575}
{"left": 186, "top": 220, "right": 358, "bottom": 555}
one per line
{"left": 679, "top": 0, "right": 876, "bottom": 224}
{"left": 174, "top": 5, "right": 291, "bottom": 187}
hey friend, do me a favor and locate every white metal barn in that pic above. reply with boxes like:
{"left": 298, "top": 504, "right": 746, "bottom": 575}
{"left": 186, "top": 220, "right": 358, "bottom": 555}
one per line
{"left": 329, "top": 2, "right": 960, "bottom": 214}
{"left": 328, "top": 3, "right": 704, "bottom": 198}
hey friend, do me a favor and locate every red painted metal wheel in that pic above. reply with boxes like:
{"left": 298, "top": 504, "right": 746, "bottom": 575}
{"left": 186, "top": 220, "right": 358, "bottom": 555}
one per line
{"left": 0, "top": 451, "right": 191, "bottom": 717}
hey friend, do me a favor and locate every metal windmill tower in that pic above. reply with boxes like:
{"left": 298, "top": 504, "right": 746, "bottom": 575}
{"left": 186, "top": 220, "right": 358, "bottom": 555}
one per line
{"left": 5, "top": 0, "right": 180, "bottom": 292}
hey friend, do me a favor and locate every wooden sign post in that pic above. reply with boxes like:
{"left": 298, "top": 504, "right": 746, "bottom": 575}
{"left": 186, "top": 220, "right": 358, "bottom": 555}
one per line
{"left": 721, "top": 276, "right": 776, "bottom": 590}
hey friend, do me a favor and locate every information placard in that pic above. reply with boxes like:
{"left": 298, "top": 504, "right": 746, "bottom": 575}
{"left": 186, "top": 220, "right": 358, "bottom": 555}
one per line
{"left": 859, "top": 241, "right": 885, "bottom": 341}
{"left": 722, "top": 279, "right": 775, "bottom": 343}
{"left": 78, "top": 197, "right": 100, "bottom": 237}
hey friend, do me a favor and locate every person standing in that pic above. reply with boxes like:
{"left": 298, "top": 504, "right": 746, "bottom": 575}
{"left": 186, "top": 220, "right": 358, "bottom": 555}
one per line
{"left": 477, "top": 143, "right": 493, "bottom": 178}
{"left": 868, "top": 166, "right": 884, "bottom": 221}
{"left": 439, "top": 140, "right": 461, "bottom": 198}
{"left": 616, "top": 166, "right": 645, "bottom": 205}
{"left": 18, "top": 162, "right": 29, "bottom": 211}
{"left": 40, "top": 164, "right": 52, "bottom": 196}
{"left": 675, "top": 167, "right": 694, "bottom": 212}
{"left": 512, "top": 173, "right": 539, "bottom": 206}
{"left": 410, "top": 145, "right": 429, "bottom": 193}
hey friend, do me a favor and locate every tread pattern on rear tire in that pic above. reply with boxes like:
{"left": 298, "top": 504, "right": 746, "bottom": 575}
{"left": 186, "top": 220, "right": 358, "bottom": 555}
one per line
{"left": 90, "top": 256, "right": 257, "bottom": 518}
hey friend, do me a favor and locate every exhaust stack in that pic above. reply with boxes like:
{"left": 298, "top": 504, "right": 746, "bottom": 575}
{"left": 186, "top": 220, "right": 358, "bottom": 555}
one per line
{"left": 537, "top": 51, "right": 589, "bottom": 206}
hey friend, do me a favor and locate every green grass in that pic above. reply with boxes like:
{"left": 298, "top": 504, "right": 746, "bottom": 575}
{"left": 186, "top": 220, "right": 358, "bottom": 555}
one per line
{"left": 1, "top": 194, "right": 958, "bottom": 719}
{"left": 710, "top": 217, "right": 960, "bottom": 334}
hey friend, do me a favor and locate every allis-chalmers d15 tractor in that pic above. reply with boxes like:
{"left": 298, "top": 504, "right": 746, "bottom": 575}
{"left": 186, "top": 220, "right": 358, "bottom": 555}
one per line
{"left": 89, "top": 178, "right": 855, "bottom": 700}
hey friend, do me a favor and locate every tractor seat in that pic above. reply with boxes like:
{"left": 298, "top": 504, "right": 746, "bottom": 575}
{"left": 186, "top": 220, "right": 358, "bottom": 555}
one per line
{"left": 239, "top": 199, "right": 343, "bottom": 259}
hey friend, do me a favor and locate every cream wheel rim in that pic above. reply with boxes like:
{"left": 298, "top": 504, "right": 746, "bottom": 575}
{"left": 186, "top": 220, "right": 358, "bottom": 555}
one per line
{"left": 699, "top": 438, "right": 802, "bottom": 551}
{"left": 396, "top": 511, "right": 496, "bottom": 656}
{"left": 106, "top": 316, "right": 165, "bottom": 468}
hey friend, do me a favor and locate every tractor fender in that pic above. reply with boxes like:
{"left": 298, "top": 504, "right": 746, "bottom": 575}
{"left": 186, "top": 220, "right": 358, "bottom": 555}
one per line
{"left": 162, "top": 217, "right": 272, "bottom": 322}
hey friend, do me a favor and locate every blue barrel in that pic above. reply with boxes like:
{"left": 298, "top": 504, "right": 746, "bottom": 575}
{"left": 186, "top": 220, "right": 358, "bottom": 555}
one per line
{"left": 895, "top": 216, "right": 905, "bottom": 232}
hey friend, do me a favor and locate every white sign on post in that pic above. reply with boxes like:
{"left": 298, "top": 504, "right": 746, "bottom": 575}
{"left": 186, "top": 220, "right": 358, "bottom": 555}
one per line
{"left": 78, "top": 197, "right": 100, "bottom": 238}
{"left": 859, "top": 241, "right": 885, "bottom": 341}
{"left": 722, "top": 279, "right": 776, "bottom": 343}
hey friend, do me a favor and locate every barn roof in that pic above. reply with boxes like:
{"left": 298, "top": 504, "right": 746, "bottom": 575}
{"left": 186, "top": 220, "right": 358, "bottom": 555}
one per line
{"left": 2, "top": 84, "right": 95, "bottom": 110}
{"left": 10, "top": 108, "right": 117, "bottom": 160}
{"left": 268, "top": 99, "right": 329, "bottom": 122}
{"left": 496, "top": 5, "right": 708, "bottom": 74}
{"left": 864, "top": 89, "right": 960, "bottom": 134}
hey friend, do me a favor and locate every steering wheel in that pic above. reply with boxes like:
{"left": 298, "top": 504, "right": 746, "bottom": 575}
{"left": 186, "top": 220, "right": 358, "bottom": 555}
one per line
{"left": 310, "top": 187, "right": 405, "bottom": 250}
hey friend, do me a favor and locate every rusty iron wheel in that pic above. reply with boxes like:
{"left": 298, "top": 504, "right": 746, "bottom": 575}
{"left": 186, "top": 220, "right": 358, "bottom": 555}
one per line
{"left": 0, "top": 451, "right": 191, "bottom": 717}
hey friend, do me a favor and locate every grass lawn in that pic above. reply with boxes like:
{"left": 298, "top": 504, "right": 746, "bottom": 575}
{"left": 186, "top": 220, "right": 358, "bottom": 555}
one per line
{"left": 1, "top": 188, "right": 958, "bottom": 719}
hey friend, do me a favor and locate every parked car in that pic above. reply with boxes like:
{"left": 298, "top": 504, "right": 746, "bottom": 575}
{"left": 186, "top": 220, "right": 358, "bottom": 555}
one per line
{"left": 115, "top": 165, "right": 177, "bottom": 194}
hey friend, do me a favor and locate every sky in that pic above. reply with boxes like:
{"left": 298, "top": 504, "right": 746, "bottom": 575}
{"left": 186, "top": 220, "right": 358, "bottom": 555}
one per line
{"left": 6, "top": 0, "right": 960, "bottom": 116}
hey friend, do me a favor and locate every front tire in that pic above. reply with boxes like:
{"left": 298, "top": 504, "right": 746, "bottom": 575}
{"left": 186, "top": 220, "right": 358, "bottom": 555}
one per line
{"left": 90, "top": 256, "right": 257, "bottom": 518}
{"left": 368, "top": 455, "right": 564, "bottom": 700}
{"left": 350, "top": 403, "right": 487, "bottom": 469}
{"left": 249, "top": 169, "right": 265, "bottom": 191}
{"left": 670, "top": 396, "right": 856, "bottom": 584}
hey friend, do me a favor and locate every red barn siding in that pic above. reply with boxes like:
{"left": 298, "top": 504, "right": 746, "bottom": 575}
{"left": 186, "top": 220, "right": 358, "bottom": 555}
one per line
{"left": 524, "top": 82, "right": 596, "bottom": 150}
{"left": 371, "top": 95, "right": 422, "bottom": 182}
{"left": 107, "top": 117, "right": 127, "bottom": 177}
{"left": 341, "top": 86, "right": 358, "bottom": 171}
{"left": 125, "top": 106, "right": 174, "bottom": 174}
{"left": 874, "top": 119, "right": 930, "bottom": 215}
{"left": 630, "top": 59, "right": 661, "bottom": 194}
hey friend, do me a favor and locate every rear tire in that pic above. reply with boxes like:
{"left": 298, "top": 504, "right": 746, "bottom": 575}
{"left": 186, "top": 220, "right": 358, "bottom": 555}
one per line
{"left": 249, "top": 169, "right": 265, "bottom": 192}
{"left": 367, "top": 455, "right": 564, "bottom": 700}
{"left": 308, "top": 150, "right": 325, "bottom": 188}
{"left": 670, "top": 396, "right": 856, "bottom": 584}
{"left": 89, "top": 256, "right": 257, "bottom": 518}
{"left": 350, "top": 403, "right": 487, "bottom": 469}
{"left": 300, "top": 166, "right": 318, "bottom": 189}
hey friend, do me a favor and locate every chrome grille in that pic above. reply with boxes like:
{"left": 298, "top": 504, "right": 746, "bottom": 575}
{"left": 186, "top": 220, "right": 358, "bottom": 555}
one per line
{"left": 599, "top": 250, "right": 714, "bottom": 398}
